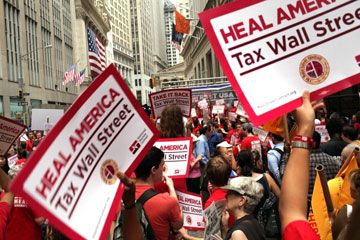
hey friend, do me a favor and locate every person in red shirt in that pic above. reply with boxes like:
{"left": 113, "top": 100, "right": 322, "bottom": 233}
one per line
{"left": 204, "top": 155, "right": 232, "bottom": 209}
{"left": 240, "top": 123, "right": 262, "bottom": 154}
{"left": 0, "top": 168, "right": 13, "bottom": 240}
{"left": 135, "top": 147, "right": 183, "bottom": 240}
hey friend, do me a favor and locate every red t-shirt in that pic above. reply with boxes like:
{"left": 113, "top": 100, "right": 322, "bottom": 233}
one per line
{"left": 6, "top": 196, "right": 41, "bottom": 240}
{"left": 135, "top": 185, "right": 182, "bottom": 240}
{"left": 283, "top": 220, "right": 320, "bottom": 240}
{"left": 0, "top": 201, "right": 11, "bottom": 240}
{"left": 240, "top": 135, "right": 261, "bottom": 150}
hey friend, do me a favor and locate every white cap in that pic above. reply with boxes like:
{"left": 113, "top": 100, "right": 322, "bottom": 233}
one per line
{"left": 216, "top": 141, "right": 232, "bottom": 148}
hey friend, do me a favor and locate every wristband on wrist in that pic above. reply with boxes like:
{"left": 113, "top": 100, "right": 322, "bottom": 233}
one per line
{"left": 291, "top": 141, "right": 310, "bottom": 150}
{"left": 292, "top": 135, "right": 314, "bottom": 148}
{"left": 124, "top": 202, "right": 136, "bottom": 210}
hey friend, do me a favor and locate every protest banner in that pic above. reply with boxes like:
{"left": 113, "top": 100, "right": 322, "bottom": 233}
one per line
{"left": 176, "top": 190, "right": 205, "bottom": 230}
{"left": 153, "top": 138, "right": 192, "bottom": 178}
{"left": 149, "top": 89, "right": 192, "bottom": 119}
{"left": 0, "top": 116, "right": 26, "bottom": 156}
{"left": 199, "top": 0, "right": 360, "bottom": 126}
{"left": 204, "top": 200, "right": 225, "bottom": 239}
{"left": 315, "top": 125, "right": 330, "bottom": 143}
{"left": 10, "top": 64, "right": 159, "bottom": 240}
{"left": 212, "top": 105, "right": 225, "bottom": 115}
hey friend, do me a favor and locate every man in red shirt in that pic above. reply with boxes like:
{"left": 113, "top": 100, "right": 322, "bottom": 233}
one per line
{"left": 240, "top": 123, "right": 262, "bottom": 155}
{"left": 134, "top": 147, "right": 183, "bottom": 240}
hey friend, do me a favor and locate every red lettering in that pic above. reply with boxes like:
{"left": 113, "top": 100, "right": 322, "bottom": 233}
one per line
{"left": 109, "top": 88, "right": 120, "bottom": 102}
{"left": 220, "top": 26, "right": 236, "bottom": 44}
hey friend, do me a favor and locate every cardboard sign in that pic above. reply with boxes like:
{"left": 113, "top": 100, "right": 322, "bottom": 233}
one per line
{"left": 315, "top": 125, "right": 330, "bottom": 143}
{"left": 153, "top": 138, "right": 192, "bottom": 178}
{"left": 199, "top": 0, "right": 360, "bottom": 126}
{"left": 10, "top": 65, "right": 159, "bottom": 240}
{"left": 149, "top": 89, "right": 192, "bottom": 119}
{"left": 0, "top": 116, "right": 26, "bottom": 156}
{"left": 176, "top": 191, "right": 205, "bottom": 230}
{"left": 212, "top": 105, "right": 225, "bottom": 115}
{"left": 236, "top": 103, "right": 248, "bottom": 118}
{"left": 204, "top": 200, "right": 225, "bottom": 239}
{"left": 253, "top": 127, "right": 269, "bottom": 142}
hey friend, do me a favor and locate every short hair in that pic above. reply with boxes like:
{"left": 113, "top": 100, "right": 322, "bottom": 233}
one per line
{"left": 326, "top": 118, "right": 343, "bottom": 137}
{"left": 206, "top": 156, "right": 231, "bottom": 187}
{"left": 313, "top": 131, "right": 321, "bottom": 149}
{"left": 135, "top": 147, "right": 164, "bottom": 180}
{"left": 199, "top": 126, "right": 210, "bottom": 135}
{"left": 272, "top": 134, "right": 284, "bottom": 142}
{"left": 227, "top": 177, "right": 264, "bottom": 214}
{"left": 349, "top": 169, "right": 360, "bottom": 197}
{"left": 342, "top": 126, "right": 358, "bottom": 141}
{"left": 236, "top": 150, "right": 254, "bottom": 177}
{"left": 242, "top": 123, "right": 253, "bottom": 134}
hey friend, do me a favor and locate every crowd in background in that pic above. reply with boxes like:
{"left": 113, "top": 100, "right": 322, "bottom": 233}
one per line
{"left": 0, "top": 96, "right": 359, "bottom": 240}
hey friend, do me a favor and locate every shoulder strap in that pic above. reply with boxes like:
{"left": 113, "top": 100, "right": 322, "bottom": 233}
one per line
{"left": 137, "top": 188, "right": 159, "bottom": 205}
{"left": 272, "top": 147, "right": 284, "bottom": 156}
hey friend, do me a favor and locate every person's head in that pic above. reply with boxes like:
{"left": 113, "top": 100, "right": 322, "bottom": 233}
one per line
{"left": 342, "top": 126, "right": 358, "bottom": 142}
{"left": 236, "top": 150, "right": 254, "bottom": 176}
{"left": 242, "top": 123, "right": 253, "bottom": 135}
{"left": 160, "top": 104, "right": 185, "bottom": 138}
{"left": 312, "top": 131, "right": 321, "bottom": 149}
{"left": 349, "top": 169, "right": 360, "bottom": 199}
{"left": 326, "top": 118, "right": 344, "bottom": 138}
{"left": 193, "top": 117, "right": 200, "bottom": 127}
{"left": 199, "top": 125, "right": 211, "bottom": 139}
{"left": 216, "top": 141, "right": 233, "bottom": 161}
{"left": 27, "top": 131, "right": 35, "bottom": 140}
{"left": 135, "top": 147, "right": 165, "bottom": 183}
{"left": 251, "top": 149, "right": 263, "bottom": 172}
{"left": 222, "top": 177, "right": 263, "bottom": 214}
{"left": 271, "top": 134, "right": 284, "bottom": 143}
{"left": 36, "top": 131, "right": 43, "bottom": 140}
{"left": 205, "top": 156, "right": 231, "bottom": 187}
{"left": 341, "top": 142, "right": 360, "bottom": 166}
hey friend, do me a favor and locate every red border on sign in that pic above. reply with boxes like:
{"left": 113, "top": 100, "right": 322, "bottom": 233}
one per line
{"left": 0, "top": 115, "right": 26, "bottom": 157}
{"left": 10, "top": 64, "right": 160, "bottom": 240}
{"left": 176, "top": 190, "right": 205, "bottom": 231}
{"left": 149, "top": 89, "right": 192, "bottom": 119}
{"left": 199, "top": 0, "right": 360, "bottom": 126}
{"left": 154, "top": 137, "right": 192, "bottom": 179}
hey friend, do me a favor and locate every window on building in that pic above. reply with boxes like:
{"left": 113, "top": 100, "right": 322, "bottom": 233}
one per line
{"left": 0, "top": 96, "right": 4, "bottom": 116}
{"left": 136, "top": 90, "right": 142, "bottom": 103}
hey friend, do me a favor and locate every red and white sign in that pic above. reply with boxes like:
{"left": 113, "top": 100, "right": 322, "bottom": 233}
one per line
{"left": 199, "top": 1, "right": 360, "bottom": 125}
{"left": 212, "top": 105, "right": 225, "bottom": 115}
{"left": 0, "top": 116, "right": 26, "bottom": 156}
{"left": 236, "top": 103, "right": 248, "bottom": 118}
{"left": 10, "top": 65, "right": 159, "bottom": 240}
{"left": 149, "top": 89, "right": 192, "bottom": 119}
{"left": 215, "top": 99, "right": 225, "bottom": 105}
{"left": 315, "top": 125, "right": 330, "bottom": 143}
{"left": 228, "top": 112, "right": 238, "bottom": 122}
{"left": 153, "top": 138, "right": 192, "bottom": 178}
{"left": 253, "top": 127, "right": 269, "bottom": 142}
{"left": 191, "top": 108, "right": 197, "bottom": 117}
{"left": 176, "top": 191, "right": 205, "bottom": 230}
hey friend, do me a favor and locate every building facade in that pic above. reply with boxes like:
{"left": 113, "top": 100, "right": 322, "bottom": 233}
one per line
{"left": 0, "top": 0, "right": 80, "bottom": 125}
{"left": 152, "top": 0, "right": 167, "bottom": 73}
{"left": 106, "top": 0, "right": 134, "bottom": 87}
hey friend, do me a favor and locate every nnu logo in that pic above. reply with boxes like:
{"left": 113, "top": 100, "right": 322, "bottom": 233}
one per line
{"left": 129, "top": 140, "right": 141, "bottom": 154}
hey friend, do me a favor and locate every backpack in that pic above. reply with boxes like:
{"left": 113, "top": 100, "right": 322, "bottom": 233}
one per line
{"left": 256, "top": 175, "right": 281, "bottom": 239}
{"left": 114, "top": 188, "right": 159, "bottom": 240}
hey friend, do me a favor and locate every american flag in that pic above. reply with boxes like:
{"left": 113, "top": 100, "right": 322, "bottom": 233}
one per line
{"left": 63, "top": 64, "right": 76, "bottom": 86}
{"left": 74, "top": 68, "right": 86, "bottom": 86}
{"left": 87, "top": 27, "right": 106, "bottom": 77}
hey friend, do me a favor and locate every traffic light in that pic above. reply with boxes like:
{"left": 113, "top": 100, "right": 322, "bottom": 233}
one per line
{"left": 18, "top": 90, "right": 23, "bottom": 100}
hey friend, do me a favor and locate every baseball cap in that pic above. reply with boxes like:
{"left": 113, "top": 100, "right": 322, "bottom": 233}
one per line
{"left": 216, "top": 141, "right": 232, "bottom": 148}
{"left": 221, "top": 177, "right": 263, "bottom": 201}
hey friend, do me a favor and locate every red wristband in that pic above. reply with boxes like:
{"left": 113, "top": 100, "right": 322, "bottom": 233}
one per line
{"left": 292, "top": 135, "right": 314, "bottom": 147}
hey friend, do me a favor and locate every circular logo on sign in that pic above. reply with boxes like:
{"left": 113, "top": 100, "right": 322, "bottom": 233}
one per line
{"left": 100, "top": 159, "right": 119, "bottom": 185}
{"left": 299, "top": 54, "right": 330, "bottom": 85}
{"left": 186, "top": 215, "right": 192, "bottom": 225}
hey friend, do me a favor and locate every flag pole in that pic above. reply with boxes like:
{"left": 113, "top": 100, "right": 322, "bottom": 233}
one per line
{"left": 316, "top": 164, "right": 334, "bottom": 218}
{"left": 282, "top": 115, "right": 290, "bottom": 152}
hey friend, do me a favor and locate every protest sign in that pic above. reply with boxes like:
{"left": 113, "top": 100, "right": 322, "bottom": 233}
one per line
{"left": 0, "top": 116, "right": 26, "bottom": 156}
{"left": 315, "top": 125, "right": 330, "bottom": 143}
{"left": 31, "top": 109, "right": 64, "bottom": 132}
{"left": 204, "top": 200, "right": 225, "bottom": 239}
{"left": 7, "top": 154, "right": 19, "bottom": 169}
{"left": 215, "top": 99, "right": 225, "bottom": 105}
{"left": 153, "top": 138, "right": 192, "bottom": 178}
{"left": 199, "top": 0, "right": 360, "bottom": 126}
{"left": 233, "top": 100, "right": 239, "bottom": 107}
{"left": 236, "top": 103, "right": 248, "bottom": 118}
{"left": 10, "top": 64, "right": 159, "bottom": 240}
{"left": 212, "top": 105, "right": 225, "bottom": 115}
{"left": 149, "top": 89, "right": 192, "bottom": 119}
{"left": 191, "top": 108, "right": 197, "bottom": 117}
{"left": 228, "top": 112, "right": 238, "bottom": 122}
{"left": 253, "top": 127, "right": 269, "bottom": 142}
{"left": 176, "top": 191, "right": 205, "bottom": 230}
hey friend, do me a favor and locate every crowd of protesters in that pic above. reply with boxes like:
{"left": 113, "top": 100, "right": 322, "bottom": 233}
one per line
{"left": 0, "top": 94, "right": 360, "bottom": 240}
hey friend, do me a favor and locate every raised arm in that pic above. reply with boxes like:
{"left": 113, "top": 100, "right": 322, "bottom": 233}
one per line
{"left": 279, "top": 91, "right": 315, "bottom": 230}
